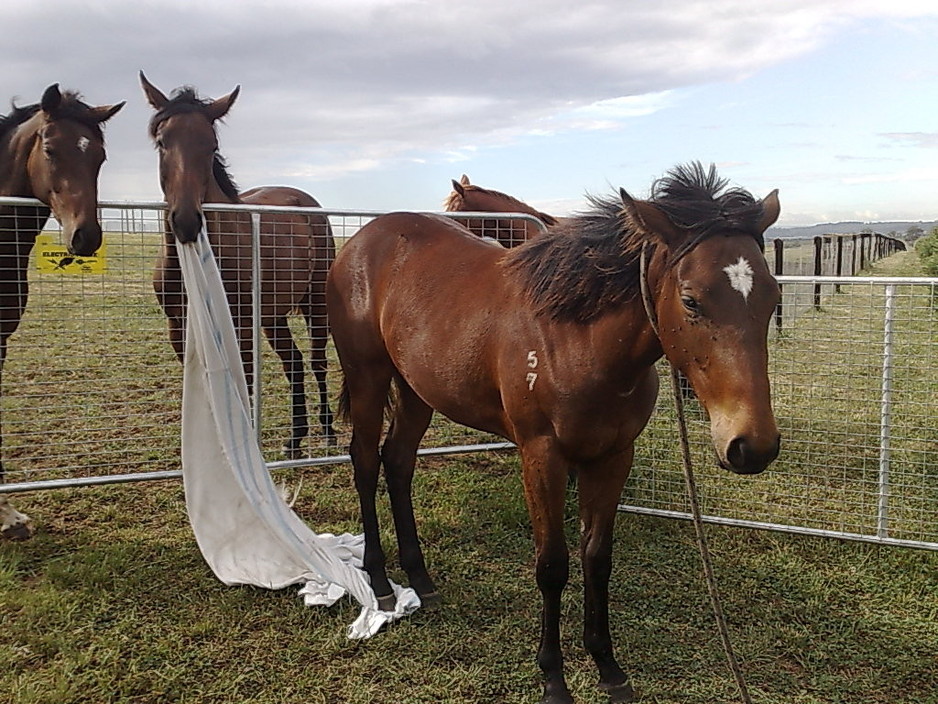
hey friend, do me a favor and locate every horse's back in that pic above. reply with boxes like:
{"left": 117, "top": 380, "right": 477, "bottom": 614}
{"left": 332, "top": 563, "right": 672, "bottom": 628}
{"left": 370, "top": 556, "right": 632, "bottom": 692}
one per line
{"left": 239, "top": 186, "right": 335, "bottom": 276}
{"left": 331, "top": 212, "right": 505, "bottom": 316}
{"left": 328, "top": 212, "right": 511, "bottom": 432}
{"left": 240, "top": 186, "right": 321, "bottom": 208}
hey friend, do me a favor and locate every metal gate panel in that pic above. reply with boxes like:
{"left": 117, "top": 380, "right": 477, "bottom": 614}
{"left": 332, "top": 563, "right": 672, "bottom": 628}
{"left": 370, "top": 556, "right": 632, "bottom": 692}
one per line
{"left": 3, "top": 199, "right": 936, "bottom": 551}
{"left": 623, "top": 275, "right": 938, "bottom": 550}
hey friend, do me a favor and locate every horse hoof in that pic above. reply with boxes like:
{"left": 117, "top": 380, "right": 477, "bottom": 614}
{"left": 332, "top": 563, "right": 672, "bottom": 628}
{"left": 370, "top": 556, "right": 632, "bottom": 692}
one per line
{"left": 281, "top": 443, "right": 303, "bottom": 460}
{"left": 1, "top": 522, "right": 33, "bottom": 541}
{"left": 376, "top": 593, "right": 397, "bottom": 613}
{"left": 418, "top": 591, "right": 442, "bottom": 610}
{"left": 601, "top": 681, "right": 636, "bottom": 703}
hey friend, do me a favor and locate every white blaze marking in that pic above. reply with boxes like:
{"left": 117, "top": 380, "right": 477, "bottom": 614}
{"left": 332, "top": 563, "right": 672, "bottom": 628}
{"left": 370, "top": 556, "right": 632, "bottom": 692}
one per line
{"left": 77, "top": 136, "right": 90, "bottom": 153}
{"left": 723, "top": 257, "right": 754, "bottom": 301}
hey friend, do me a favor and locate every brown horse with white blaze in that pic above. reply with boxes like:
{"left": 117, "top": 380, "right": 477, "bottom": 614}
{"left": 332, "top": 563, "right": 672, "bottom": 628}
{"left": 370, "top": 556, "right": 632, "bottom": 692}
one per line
{"left": 140, "top": 72, "right": 336, "bottom": 454}
{"left": 327, "top": 163, "right": 781, "bottom": 703}
{"left": 0, "top": 84, "right": 123, "bottom": 540}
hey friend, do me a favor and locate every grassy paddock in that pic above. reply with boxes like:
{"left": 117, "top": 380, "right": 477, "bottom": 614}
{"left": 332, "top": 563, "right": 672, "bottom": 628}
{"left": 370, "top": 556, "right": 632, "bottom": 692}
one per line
{"left": 3, "top": 455, "right": 938, "bottom": 704}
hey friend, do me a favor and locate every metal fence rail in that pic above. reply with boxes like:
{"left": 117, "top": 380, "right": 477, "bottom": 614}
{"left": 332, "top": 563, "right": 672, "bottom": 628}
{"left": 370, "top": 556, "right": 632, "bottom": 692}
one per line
{"left": 0, "top": 199, "right": 542, "bottom": 495}
{"left": 2, "top": 198, "right": 936, "bottom": 551}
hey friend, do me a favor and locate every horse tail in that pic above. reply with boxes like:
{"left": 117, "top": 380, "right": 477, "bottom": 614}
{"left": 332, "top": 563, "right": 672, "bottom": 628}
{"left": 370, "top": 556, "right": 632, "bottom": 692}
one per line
{"left": 337, "top": 374, "right": 352, "bottom": 423}
{"left": 336, "top": 372, "right": 397, "bottom": 424}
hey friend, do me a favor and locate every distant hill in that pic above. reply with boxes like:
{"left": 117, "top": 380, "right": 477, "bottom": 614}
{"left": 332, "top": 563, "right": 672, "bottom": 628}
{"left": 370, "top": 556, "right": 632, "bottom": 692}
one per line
{"left": 768, "top": 221, "right": 937, "bottom": 241}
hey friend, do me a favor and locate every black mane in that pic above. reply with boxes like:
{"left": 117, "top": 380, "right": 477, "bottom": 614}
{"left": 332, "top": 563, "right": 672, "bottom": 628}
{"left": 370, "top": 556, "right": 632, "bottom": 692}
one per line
{"left": 148, "top": 87, "right": 240, "bottom": 202}
{"left": 1, "top": 91, "right": 105, "bottom": 143}
{"left": 504, "top": 162, "right": 765, "bottom": 323}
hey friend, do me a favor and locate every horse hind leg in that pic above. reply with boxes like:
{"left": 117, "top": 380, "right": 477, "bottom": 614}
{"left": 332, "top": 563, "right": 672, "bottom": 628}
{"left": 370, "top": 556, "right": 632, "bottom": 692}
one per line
{"left": 263, "top": 320, "right": 309, "bottom": 459}
{"left": 304, "top": 300, "right": 336, "bottom": 447}
{"left": 381, "top": 376, "right": 437, "bottom": 606}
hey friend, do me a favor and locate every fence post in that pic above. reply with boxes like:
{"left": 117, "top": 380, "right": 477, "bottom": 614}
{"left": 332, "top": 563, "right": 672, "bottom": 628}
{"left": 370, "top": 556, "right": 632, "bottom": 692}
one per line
{"left": 773, "top": 238, "right": 784, "bottom": 332}
{"left": 835, "top": 236, "right": 844, "bottom": 293}
{"left": 813, "top": 236, "right": 822, "bottom": 309}
{"left": 251, "top": 211, "right": 263, "bottom": 441}
{"left": 878, "top": 284, "right": 896, "bottom": 539}
{"left": 851, "top": 234, "right": 858, "bottom": 275}
{"left": 858, "top": 234, "right": 867, "bottom": 271}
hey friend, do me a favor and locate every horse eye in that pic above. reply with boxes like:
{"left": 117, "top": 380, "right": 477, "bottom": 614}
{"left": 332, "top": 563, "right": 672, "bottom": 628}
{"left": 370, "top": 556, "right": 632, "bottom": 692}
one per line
{"left": 681, "top": 295, "right": 700, "bottom": 314}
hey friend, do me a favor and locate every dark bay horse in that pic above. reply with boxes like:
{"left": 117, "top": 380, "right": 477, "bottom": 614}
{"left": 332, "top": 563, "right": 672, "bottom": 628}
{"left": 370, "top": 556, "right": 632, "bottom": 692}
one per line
{"left": 139, "top": 72, "right": 336, "bottom": 455}
{"left": 0, "top": 85, "right": 123, "bottom": 539}
{"left": 328, "top": 163, "right": 781, "bottom": 703}
{"left": 444, "top": 173, "right": 558, "bottom": 246}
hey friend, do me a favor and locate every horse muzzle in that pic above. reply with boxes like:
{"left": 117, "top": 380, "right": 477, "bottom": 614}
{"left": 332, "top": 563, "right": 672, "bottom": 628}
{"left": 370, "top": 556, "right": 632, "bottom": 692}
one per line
{"left": 67, "top": 223, "right": 103, "bottom": 257}
{"left": 169, "top": 208, "right": 204, "bottom": 243}
{"left": 717, "top": 432, "right": 781, "bottom": 475}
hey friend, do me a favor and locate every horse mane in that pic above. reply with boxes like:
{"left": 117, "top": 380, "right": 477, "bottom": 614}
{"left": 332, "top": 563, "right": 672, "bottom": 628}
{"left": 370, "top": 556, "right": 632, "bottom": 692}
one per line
{"left": 444, "top": 182, "right": 559, "bottom": 226}
{"left": 503, "top": 162, "right": 764, "bottom": 323}
{"left": 148, "top": 86, "right": 241, "bottom": 202}
{"left": 0, "top": 91, "right": 105, "bottom": 142}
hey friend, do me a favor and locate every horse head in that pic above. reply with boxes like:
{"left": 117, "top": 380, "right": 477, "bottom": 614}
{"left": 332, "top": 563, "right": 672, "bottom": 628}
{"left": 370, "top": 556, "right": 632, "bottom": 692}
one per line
{"left": 444, "top": 174, "right": 555, "bottom": 246}
{"left": 621, "top": 165, "right": 781, "bottom": 475}
{"left": 140, "top": 72, "right": 240, "bottom": 243}
{"left": 25, "top": 84, "right": 124, "bottom": 256}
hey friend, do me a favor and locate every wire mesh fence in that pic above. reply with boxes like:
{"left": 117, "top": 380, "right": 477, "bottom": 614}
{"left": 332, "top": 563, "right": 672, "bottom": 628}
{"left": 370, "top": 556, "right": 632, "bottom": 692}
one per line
{"left": 2, "top": 198, "right": 936, "bottom": 551}
{"left": 0, "top": 200, "right": 539, "bottom": 493}
{"left": 627, "top": 276, "right": 938, "bottom": 550}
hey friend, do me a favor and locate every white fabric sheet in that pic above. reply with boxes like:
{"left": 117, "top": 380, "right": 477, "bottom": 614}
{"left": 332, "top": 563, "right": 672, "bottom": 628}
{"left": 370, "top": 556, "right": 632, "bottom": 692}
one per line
{"left": 177, "top": 230, "right": 420, "bottom": 638}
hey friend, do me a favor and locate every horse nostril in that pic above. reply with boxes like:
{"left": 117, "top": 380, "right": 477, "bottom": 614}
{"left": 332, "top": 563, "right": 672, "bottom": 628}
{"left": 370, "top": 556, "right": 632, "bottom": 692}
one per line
{"left": 727, "top": 436, "right": 748, "bottom": 471}
{"left": 725, "top": 434, "right": 780, "bottom": 475}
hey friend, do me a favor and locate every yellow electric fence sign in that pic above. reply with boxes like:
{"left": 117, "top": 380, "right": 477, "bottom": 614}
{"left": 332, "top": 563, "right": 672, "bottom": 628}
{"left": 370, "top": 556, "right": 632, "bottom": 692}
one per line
{"left": 35, "top": 233, "right": 107, "bottom": 274}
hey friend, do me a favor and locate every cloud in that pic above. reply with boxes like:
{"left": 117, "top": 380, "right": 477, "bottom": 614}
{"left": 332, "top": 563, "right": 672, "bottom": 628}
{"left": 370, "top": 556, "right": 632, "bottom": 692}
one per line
{"left": 3, "top": 0, "right": 937, "bottom": 203}
{"left": 880, "top": 132, "right": 938, "bottom": 148}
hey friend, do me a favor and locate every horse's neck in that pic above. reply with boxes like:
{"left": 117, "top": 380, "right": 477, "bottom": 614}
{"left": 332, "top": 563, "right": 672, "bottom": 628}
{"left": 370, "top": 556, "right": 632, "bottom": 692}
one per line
{"left": 0, "top": 126, "right": 37, "bottom": 198}
{"left": 0, "top": 127, "right": 51, "bottom": 241}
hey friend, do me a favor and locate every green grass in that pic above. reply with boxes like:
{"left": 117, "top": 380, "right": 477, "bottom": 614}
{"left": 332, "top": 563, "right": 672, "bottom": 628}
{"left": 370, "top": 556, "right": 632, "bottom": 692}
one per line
{"left": 3, "top": 455, "right": 938, "bottom": 704}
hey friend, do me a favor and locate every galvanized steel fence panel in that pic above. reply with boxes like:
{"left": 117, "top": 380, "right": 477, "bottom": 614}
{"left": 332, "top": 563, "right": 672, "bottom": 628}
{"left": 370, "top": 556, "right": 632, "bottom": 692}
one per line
{"left": 2, "top": 199, "right": 936, "bottom": 551}
{"left": 625, "top": 275, "right": 938, "bottom": 550}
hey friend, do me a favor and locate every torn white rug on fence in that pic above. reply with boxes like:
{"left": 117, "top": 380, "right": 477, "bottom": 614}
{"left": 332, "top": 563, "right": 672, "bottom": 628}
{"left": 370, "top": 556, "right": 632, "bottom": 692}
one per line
{"left": 176, "top": 230, "right": 420, "bottom": 638}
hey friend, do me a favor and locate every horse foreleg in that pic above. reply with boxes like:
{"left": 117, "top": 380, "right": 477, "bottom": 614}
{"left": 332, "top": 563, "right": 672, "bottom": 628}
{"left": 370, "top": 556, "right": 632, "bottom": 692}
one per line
{"left": 265, "top": 321, "right": 310, "bottom": 459}
{"left": 520, "top": 438, "right": 574, "bottom": 704}
{"left": 345, "top": 367, "right": 397, "bottom": 612}
{"left": 578, "top": 449, "right": 636, "bottom": 703}
{"left": 0, "top": 494, "right": 31, "bottom": 540}
{"left": 0, "top": 315, "right": 34, "bottom": 540}
{"left": 167, "top": 314, "right": 185, "bottom": 363}
{"left": 381, "top": 378, "right": 437, "bottom": 604}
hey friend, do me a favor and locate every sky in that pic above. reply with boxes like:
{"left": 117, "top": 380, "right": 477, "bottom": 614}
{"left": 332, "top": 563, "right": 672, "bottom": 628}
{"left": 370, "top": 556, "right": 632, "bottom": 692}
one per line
{"left": 3, "top": 0, "right": 938, "bottom": 227}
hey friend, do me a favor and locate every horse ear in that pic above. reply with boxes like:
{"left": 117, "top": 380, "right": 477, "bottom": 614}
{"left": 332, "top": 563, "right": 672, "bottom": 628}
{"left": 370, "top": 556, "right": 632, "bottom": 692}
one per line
{"left": 619, "top": 187, "right": 681, "bottom": 243}
{"left": 459, "top": 174, "right": 471, "bottom": 186}
{"left": 40, "top": 84, "right": 62, "bottom": 114}
{"left": 139, "top": 72, "right": 168, "bottom": 110}
{"left": 451, "top": 179, "right": 466, "bottom": 197}
{"left": 88, "top": 101, "right": 126, "bottom": 124}
{"left": 757, "top": 189, "right": 780, "bottom": 233}
{"left": 205, "top": 86, "right": 240, "bottom": 122}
